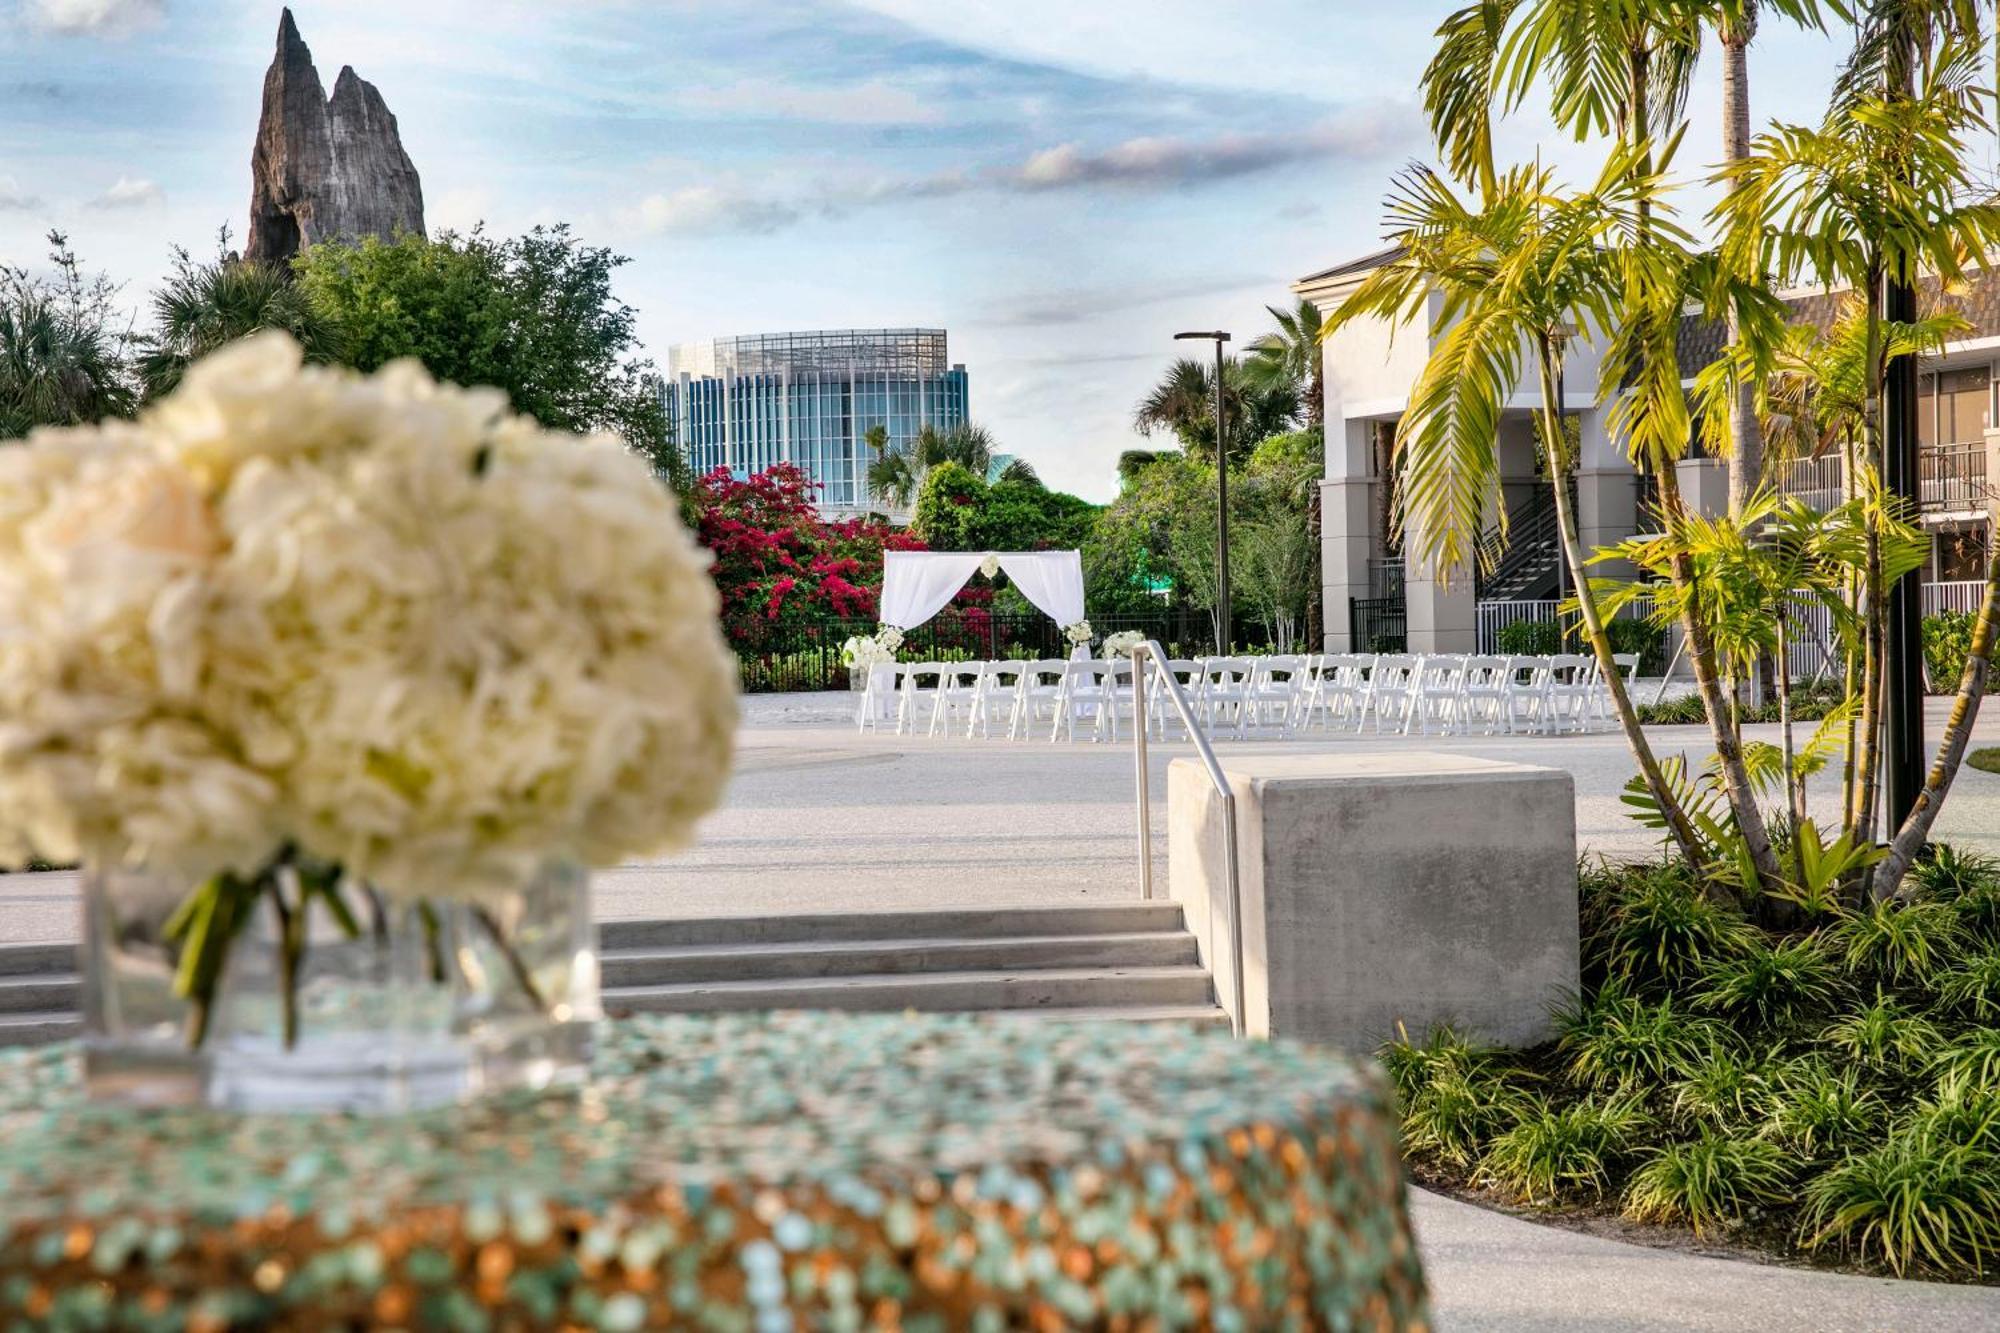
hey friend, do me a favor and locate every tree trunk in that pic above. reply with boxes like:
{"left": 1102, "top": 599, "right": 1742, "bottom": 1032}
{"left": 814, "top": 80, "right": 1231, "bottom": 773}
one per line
{"left": 1537, "top": 349, "right": 1704, "bottom": 865}
{"left": 1721, "top": 4, "right": 1762, "bottom": 519}
{"left": 1853, "top": 268, "right": 1887, "bottom": 841}
{"left": 1657, "top": 461, "right": 1786, "bottom": 890}
{"left": 1874, "top": 543, "right": 2000, "bottom": 899}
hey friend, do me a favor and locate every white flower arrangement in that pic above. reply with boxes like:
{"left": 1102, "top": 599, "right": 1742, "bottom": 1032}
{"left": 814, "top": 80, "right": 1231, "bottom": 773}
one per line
{"left": 0, "top": 333, "right": 739, "bottom": 905}
{"left": 1101, "top": 630, "right": 1147, "bottom": 659}
{"left": 841, "top": 624, "right": 904, "bottom": 668}
{"left": 1063, "top": 619, "right": 1095, "bottom": 648}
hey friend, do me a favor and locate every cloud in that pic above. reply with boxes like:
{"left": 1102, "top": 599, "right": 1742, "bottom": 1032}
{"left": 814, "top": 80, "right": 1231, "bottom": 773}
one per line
{"left": 617, "top": 104, "right": 1413, "bottom": 236}
{"left": 21, "top": 0, "right": 164, "bottom": 37}
{"left": 85, "top": 175, "right": 163, "bottom": 209}
{"left": 680, "top": 77, "right": 944, "bottom": 127}
{"left": 0, "top": 175, "right": 44, "bottom": 210}
{"left": 618, "top": 184, "right": 805, "bottom": 236}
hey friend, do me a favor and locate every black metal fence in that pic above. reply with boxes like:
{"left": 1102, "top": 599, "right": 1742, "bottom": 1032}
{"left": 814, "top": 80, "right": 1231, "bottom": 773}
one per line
{"left": 731, "top": 608, "right": 1256, "bottom": 693}
{"left": 1348, "top": 596, "right": 1407, "bottom": 653}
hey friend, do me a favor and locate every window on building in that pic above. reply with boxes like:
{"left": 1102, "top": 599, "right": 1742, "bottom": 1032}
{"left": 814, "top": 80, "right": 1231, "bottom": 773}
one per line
{"left": 1921, "top": 366, "right": 1990, "bottom": 449}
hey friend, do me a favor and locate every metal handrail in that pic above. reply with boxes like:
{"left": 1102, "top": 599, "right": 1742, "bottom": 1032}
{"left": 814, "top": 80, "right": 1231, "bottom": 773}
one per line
{"left": 1129, "top": 641, "right": 1247, "bottom": 1038}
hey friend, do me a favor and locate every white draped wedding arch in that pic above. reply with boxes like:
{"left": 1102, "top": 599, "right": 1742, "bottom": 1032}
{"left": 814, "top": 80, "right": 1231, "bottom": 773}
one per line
{"left": 878, "top": 549, "right": 1085, "bottom": 632}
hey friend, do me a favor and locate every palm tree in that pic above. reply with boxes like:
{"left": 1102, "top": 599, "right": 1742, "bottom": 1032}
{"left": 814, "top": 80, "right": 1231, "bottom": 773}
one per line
{"left": 864, "top": 421, "right": 1021, "bottom": 508}
{"left": 1326, "top": 154, "right": 1708, "bottom": 866}
{"left": 1244, "top": 298, "right": 1327, "bottom": 430}
{"left": 1133, "top": 356, "right": 1295, "bottom": 463}
{"left": 0, "top": 292, "right": 134, "bottom": 438}
{"left": 1423, "top": 0, "right": 1829, "bottom": 893}
{"left": 1715, "top": 30, "right": 2000, "bottom": 859}
{"left": 138, "top": 255, "right": 341, "bottom": 398}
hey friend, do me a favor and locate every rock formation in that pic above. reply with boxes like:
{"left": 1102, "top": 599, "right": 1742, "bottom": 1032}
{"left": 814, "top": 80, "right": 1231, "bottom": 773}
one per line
{"left": 244, "top": 8, "right": 424, "bottom": 266}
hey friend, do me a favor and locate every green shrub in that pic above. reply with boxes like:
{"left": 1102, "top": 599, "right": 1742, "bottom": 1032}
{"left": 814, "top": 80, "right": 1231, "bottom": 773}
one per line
{"left": 1936, "top": 949, "right": 2000, "bottom": 1022}
{"left": 1821, "top": 993, "right": 1944, "bottom": 1078}
{"left": 1833, "top": 901, "right": 1965, "bottom": 988}
{"left": 1909, "top": 843, "right": 2000, "bottom": 900}
{"left": 1902, "top": 1088, "right": 2000, "bottom": 1152}
{"left": 1558, "top": 986, "right": 1721, "bottom": 1091}
{"left": 1623, "top": 1130, "right": 1792, "bottom": 1235}
{"left": 1379, "top": 1026, "right": 1534, "bottom": 1167}
{"left": 1694, "top": 936, "right": 1841, "bottom": 1030}
{"left": 1766, "top": 1058, "right": 1883, "bottom": 1157}
{"left": 1922, "top": 610, "right": 1998, "bottom": 694}
{"left": 1496, "top": 619, "right": 1563, "bottom": 656}
{"left": 1929, "top": 1028, "right": 2000, "bottom": 1100}
{"left": 1478, "top": 1094, "right": 1651, "bottom": 1202}
{"left": 1604, "top": 617, "right": 1668, "bottom": 676}
{"left": 1598, "top": 868, "right": 1756, "bottom": 992}
{"left": 1802, "top": 1132, "right": 2000, "bottom": 1276}
{"left": 1669, "top": 1040, "right": 1779, "bottom": 1130}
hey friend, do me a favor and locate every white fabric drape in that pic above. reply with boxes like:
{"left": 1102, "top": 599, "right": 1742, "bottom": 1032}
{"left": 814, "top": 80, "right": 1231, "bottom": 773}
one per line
{"left": 878, "top": 548, "right": 1086, "bottom": 631}
{"left": 879, "top": 551, "right": 986, "bottom": 629}
{"left": 996, "top": 551, "right": 1085, "bottom": 626}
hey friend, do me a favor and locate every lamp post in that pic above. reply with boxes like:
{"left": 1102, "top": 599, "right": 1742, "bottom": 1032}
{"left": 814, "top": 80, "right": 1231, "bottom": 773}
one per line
{"left": 1175, "top": 330, "right": 1231, "bottom": 651}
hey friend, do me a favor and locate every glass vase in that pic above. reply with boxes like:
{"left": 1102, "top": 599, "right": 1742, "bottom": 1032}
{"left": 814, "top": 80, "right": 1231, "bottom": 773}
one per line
{"left": 81, "top": 859, "right": 599, "bottom": 1113}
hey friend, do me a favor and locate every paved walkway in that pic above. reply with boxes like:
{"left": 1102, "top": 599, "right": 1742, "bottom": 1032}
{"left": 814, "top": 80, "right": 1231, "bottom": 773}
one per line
{"left": 1412, "top": 1188, "right": 2000, "bottom": 1331}
{"left": 5, "top": 691, "right": 1998, "bottom": 942}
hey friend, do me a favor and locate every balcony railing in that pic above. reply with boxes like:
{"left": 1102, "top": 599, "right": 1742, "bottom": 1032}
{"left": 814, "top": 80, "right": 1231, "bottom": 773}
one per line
{"left": 1777, "top": 443, "right": 1992, "bottom": 515}
{"left": 1920, "top": 441, "right": 1989, "bottom": 514}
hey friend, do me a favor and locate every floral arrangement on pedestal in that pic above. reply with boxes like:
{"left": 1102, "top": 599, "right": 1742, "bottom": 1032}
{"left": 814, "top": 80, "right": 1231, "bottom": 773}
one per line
{"left": 1062, "top": 619, "right": 1095, "bottom": 651}
{"left": 0, "top": 333, "right": 738, "bottom": 1108}
{"left": 840, "top": 624, "right": 904, "bottom": 669}
{"left": 1101, "top": 630, "right": 1147, "bottom": 659}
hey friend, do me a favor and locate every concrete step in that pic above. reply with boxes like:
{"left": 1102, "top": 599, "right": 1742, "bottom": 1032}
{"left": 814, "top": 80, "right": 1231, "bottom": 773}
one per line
{"left": 604, "top": 965, "right": 1215, "bottom": 1016}
{"left": 0, "top": 1011, "right": 80, "bottom": 1046}
{"left": 600, "top": 931, "right": 1198, "bottom": 987}
{"left": 0, "top": 972, "right": 78, "bottom": 1015}
{"left": 597, "top": 902, "right": 1187, "bottom": 951}
{"left": 0, "top": 942, "right": 74, "bottom": 978}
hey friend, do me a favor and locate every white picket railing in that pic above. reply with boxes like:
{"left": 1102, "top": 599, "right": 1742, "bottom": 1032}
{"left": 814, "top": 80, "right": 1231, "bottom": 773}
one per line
{"left": 1478, "top": 580, "right": 1986, "bottom": 683}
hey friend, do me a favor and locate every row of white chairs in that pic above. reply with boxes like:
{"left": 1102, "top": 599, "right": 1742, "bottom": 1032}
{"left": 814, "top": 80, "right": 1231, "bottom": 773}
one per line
{"left": 854, "top": 651, "right": 1641, "bottom": 742}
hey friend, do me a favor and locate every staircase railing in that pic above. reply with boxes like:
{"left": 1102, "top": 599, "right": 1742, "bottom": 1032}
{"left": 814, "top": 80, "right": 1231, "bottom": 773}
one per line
{"left": 1476, "top": 481, "right": 1568, "bottom": 601}
{"left": 1130, "top": 642, "right": 1246, "bottom": 1038}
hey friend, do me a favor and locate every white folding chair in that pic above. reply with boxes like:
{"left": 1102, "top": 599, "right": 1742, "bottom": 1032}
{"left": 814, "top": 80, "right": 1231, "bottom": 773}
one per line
{"left": 1200, "top": 657, "right": 1254, "bottom": 735}
{"left": 1594, "top": 652, "right": 1641, "bottom": 729}
{"left": 896, "top": 663, "right": 947, "bottom": 736}
{"left": 924, "top": 662, "right": 985, "bottom": 737}
{"left": 1245, "top": 654, "right": 1307, "bottom": 733}
{"left": 1290, "top": 654, "right": 1343, "bottom": 731}
{"left": 1150, "top": 659, "right": 1205, "bottom": 738}
{"left": 1544, "top": 654, "right": 1594, "bottom": 734}
{"left": 1366, "top": 655, "right": 1419, "bottom": 734}
{"left": 1504, "top": 656, "right": 1553, "bottom": 734}
{"left": 1407, "top": 654, "right": 1468, "bottom": 736}
{"left": 853, "top": 662, "right": 905, "bottom": 733}
{"left": 1051, "top": 659, "right": 1116, "bottom": 743}
{"left": 1329, "top": 653, "right": 1378, "bottom": 732}
{"left": 968, "top": 660, "right": 1027, "bottom": 739}
{"left": 1456, "top": 655, "right": 1514, "bottom": 736}
{"left": 1009, "top": 660, "right": 1068, "bottom": 740}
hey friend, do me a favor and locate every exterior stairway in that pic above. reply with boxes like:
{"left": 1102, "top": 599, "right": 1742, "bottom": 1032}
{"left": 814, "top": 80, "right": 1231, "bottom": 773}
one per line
{"left": 0, "top": 902, "right": 1226, "bottom": 1046}
{"left": 1475, "top": 481, "right": 1568, "bottom": 602}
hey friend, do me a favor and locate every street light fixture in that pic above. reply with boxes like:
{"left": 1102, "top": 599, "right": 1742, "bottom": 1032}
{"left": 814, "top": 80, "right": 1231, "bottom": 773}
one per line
{"left": 1175, "top": 330, "right": 1231, "bottom": 651}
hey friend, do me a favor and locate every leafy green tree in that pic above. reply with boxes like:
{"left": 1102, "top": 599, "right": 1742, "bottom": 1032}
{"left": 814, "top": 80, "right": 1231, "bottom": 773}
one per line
{"left": 1244, "top": 298, "right": 1327, "bottom": 430}
{"left": 865, "top": 421, "right": 1032, "bottom": 509}
{"left": 139, "top": 249, "right": 340, "bottom": 398}
{"left": 910, "top": 461, "right": 1095, "bottom": 553}
{"left": 1327, "top": 152, "right": 1714, "bottom": 867}
{"left": 0, "top": 231, "right": 133, "bottom": 437}
{"left": 1132, "top": 356, "right": 1295, "bottom": 463}
{"left": 293, "top": 224, "right": 680, "bottom": 491}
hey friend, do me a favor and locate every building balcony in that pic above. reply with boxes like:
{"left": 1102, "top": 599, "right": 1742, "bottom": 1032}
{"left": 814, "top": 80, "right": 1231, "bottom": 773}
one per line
{"left": 1775, "top": 442, "right": 1992, "bottom": 518}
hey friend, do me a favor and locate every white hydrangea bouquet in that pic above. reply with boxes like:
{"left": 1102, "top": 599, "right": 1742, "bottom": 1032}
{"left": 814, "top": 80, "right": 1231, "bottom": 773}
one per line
{"left": 1101, "top": 630, "right": 1146, "bottom": 659}
{"left": 840, "top": 624, "right": 904, "bottom": 669}
{"left": 0, "top": 334, "right": 737, "bottom": 1084}
{"left": 1062, "top": 619, "right": 1095, "bottom": 650}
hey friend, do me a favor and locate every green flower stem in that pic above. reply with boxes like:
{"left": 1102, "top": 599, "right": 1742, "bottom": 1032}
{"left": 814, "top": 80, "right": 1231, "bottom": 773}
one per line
{"left": 473, "top": 906, "right": 548, "bottom": 1013}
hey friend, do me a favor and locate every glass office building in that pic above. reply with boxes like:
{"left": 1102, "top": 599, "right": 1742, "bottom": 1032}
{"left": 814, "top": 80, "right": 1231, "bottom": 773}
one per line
{"left": 664, "top": 329, "right": 970, "bottom": 514}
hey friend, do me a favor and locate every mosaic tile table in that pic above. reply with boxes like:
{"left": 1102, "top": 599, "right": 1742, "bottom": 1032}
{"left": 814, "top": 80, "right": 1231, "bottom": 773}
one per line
{"left": 0, "top": 1013, "right": 1428, "bottom": 1331}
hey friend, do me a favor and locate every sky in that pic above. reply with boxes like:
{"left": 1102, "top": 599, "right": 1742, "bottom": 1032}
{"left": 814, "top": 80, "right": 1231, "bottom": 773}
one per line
{"left": 1, "top": 0, "right": 1873, "bottom": 500}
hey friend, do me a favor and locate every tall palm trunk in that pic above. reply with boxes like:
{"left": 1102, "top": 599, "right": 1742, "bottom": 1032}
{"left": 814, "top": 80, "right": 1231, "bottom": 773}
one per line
{"left": 1624, "top": 35, "right": 1782, "bottom": 890}
{"left": 1537, "top": 347, "right": 1704, "bottom": 865}
{"left": 1875, "top": 541, "right": 2000, "bottom": 898}
{"left": 1853, "top": 269, "right": 1888, "bottom": 841}
{"left": 1721, "top": 2, "right": 1763, "bottom": 519}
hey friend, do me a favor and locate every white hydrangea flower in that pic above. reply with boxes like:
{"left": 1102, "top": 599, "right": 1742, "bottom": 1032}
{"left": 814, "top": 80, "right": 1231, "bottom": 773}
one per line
{"left": 0, "top": 332, "right": 738, "bottom": 903}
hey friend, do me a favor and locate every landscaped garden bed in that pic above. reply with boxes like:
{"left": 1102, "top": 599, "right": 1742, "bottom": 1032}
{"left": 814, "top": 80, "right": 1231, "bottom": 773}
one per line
{"left": 1385, "top": 850, "right": 2000, "bottom": 1283}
